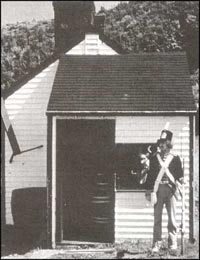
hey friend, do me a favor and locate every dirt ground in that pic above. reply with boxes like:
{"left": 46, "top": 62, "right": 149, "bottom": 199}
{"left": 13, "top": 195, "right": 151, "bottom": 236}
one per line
{"left": 1, "top": 221, "right": 199, "bottom": 260}
{"left": 1, "top": 238, "right": 199, "bottom": 259}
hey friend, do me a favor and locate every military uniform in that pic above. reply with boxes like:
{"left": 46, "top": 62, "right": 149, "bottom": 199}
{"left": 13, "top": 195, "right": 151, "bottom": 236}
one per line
{"left": 145, "top": 130, "right": 183, "bottom": 251}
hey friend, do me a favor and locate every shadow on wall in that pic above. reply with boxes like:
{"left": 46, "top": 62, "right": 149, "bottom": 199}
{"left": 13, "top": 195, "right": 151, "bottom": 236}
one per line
{"left": 2, "top": 187, "right": 47, "bottom": 256}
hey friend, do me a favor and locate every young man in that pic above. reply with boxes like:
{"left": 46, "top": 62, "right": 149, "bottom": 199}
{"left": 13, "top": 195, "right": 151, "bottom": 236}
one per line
{"left": 145, "top": 130, "right": 184, "bottom": 253}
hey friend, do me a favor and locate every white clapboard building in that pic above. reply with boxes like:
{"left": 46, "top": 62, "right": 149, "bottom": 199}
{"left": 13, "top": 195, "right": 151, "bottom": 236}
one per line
{"left": 2, "top": 3, "right": 197, "bottom": 249}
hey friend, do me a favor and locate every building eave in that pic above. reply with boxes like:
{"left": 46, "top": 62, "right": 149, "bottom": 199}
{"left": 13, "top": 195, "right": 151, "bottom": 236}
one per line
{"left": 46, "top": 110, "right": 197, "bottom": 117}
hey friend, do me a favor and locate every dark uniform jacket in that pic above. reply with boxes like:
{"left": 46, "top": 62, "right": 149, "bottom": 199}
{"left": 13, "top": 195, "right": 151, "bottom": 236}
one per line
{"left": 145, "top": 152, "right": 183, "bottom": 191}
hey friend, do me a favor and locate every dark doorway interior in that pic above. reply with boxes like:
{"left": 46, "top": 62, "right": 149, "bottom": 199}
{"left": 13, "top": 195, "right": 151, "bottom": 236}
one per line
{"left": 56, "top": 119, "right": 115, "bottom": 243}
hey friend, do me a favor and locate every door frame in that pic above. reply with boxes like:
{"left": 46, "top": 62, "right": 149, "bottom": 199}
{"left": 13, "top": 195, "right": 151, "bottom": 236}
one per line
{"left": 50, "top": 116, "right": 116, "bottom": 248}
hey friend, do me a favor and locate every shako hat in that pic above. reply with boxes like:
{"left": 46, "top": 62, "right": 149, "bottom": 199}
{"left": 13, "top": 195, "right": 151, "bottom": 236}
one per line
{"left": 157, "top": 129, "right": 173, "bottom": 143}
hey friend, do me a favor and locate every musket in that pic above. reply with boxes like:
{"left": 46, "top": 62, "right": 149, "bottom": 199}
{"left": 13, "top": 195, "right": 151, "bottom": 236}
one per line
{"left": 179, "top": 129, "right": 185, "bottom": 256}
{"left": 180, "top": 158, "right": 185, "bottom": 255}
{"left": 174, "top": 159, "right": 185, "bottom": 255}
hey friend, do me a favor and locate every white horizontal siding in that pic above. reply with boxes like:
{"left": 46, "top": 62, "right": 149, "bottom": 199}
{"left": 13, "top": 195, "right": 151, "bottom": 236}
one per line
{"left": 115, "top": 234, "right": 189, "bottom": 240}
{"left": 116, "top": 214, "right": 189, "bottom": 221}
{"left": 115, "top": 221, "right": 190, "bottom": 227}
{"left": 115, "top": 227, "right": 190, "bottom": 233}
{"left": 115, "top": 205, "right": 190, "bottom": 213}
{"left": 66, "top": 33, "right": 118, "bottom": 55}
{"left": 5, "top": 60, "right": 59, "bottom": 224}
{"left": 115, "top": 190, "right": 190, "bottom": 241}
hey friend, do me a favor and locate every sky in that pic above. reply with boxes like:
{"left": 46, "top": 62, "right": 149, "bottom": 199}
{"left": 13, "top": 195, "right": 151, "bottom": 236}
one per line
{"left": 1, "top": 1, "right": 123, "bottom": 26}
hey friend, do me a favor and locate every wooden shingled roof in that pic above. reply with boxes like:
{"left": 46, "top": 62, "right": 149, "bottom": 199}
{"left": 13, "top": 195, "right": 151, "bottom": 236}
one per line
{"left": 47, "top": 52, "right": 196, "bottom": 114}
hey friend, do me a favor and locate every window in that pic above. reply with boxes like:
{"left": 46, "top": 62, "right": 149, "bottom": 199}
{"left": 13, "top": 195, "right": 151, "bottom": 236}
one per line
{"left": 113, "top": 143, "right": 155, "bottom": 190}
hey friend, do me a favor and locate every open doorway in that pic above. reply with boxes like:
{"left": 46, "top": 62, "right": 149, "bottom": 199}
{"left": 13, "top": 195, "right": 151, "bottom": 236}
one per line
{"left": 56, "top": 119, "right": 115, "bottom": 243}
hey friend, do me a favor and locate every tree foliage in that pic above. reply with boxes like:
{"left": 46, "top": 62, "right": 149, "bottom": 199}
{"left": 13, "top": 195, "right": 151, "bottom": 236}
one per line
{"left": 1, "top": 20, "right": 55, "bottom": 91}
{"left": 99, "top": 1, "right": 199, "bottom": 73}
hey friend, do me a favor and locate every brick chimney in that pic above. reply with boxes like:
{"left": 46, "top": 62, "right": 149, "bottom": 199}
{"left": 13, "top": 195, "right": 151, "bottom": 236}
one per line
{"left": 93, "top": 14, "right": 105, "bottom": 34}
{"left": 53, "top": 1, "right": 96, "bottom": 53}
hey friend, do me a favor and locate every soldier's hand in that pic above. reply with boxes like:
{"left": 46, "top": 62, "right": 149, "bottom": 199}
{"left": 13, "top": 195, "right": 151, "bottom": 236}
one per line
{"left": 151, "top": 192, "right": 157, "bottom": 206}
{"left": 145, "top": 190, "right": 151, "bottom": 202}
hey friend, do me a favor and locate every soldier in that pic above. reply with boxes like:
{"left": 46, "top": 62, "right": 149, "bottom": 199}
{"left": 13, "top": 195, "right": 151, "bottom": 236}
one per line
{"left": 145, "top": 130, "right": 184, "bottom": 253}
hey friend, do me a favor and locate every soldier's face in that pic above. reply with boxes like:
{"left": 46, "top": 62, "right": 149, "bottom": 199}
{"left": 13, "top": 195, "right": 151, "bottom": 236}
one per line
{"left": 159, "top": 141, "right": 168, "bottom": 153}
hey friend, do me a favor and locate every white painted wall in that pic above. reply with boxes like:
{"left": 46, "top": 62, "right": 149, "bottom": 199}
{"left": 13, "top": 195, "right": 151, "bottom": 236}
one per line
{"left": 5, "top": 61, "right": 59, "bottom": 224}
{"left": 115, "top": 192, "right": 190, "bottom": 240}
{"left": 66, "top": 34, "right": 118, "bottom": 55}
